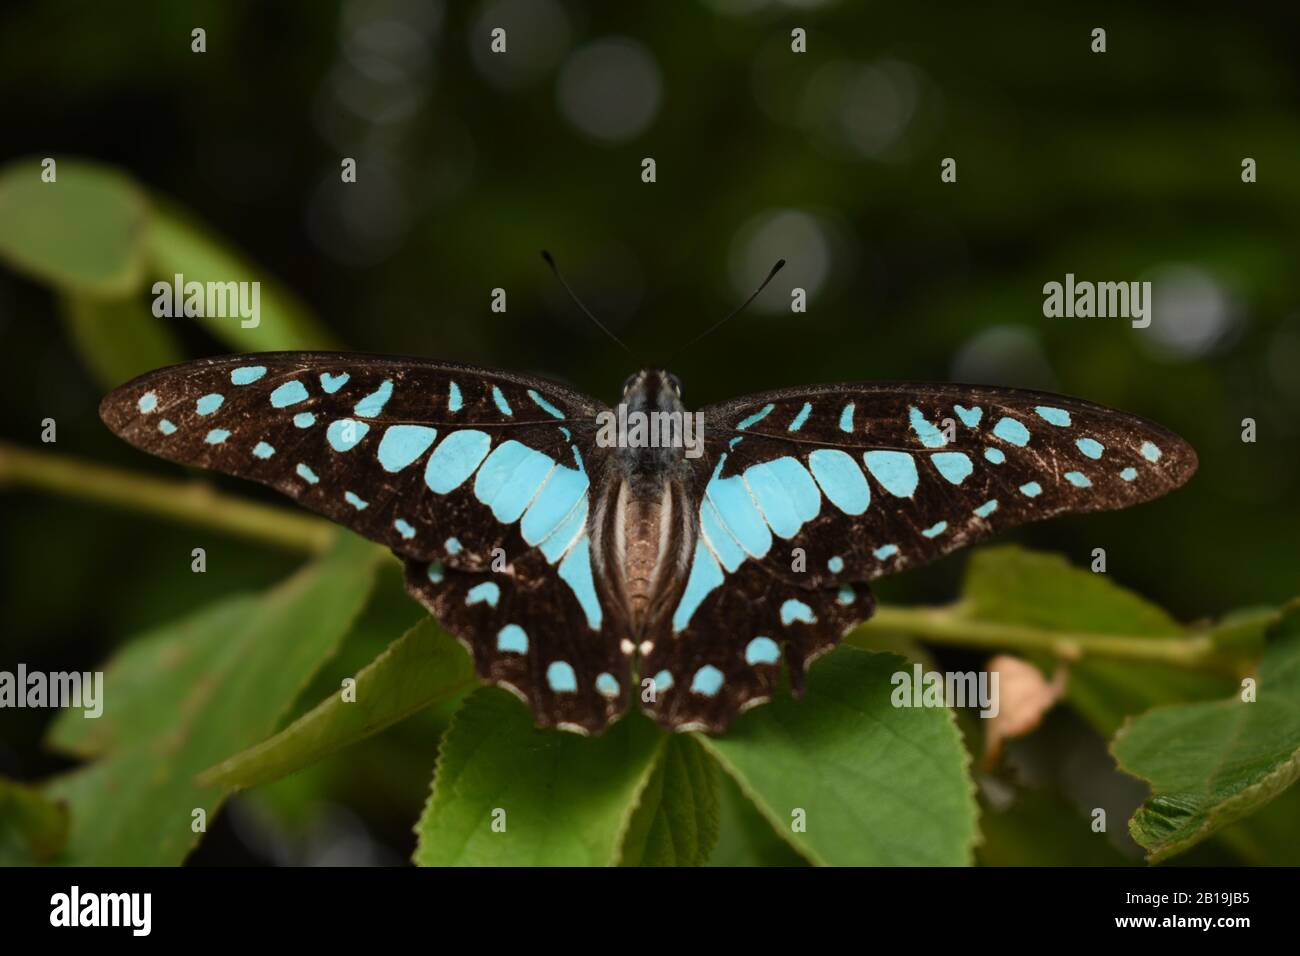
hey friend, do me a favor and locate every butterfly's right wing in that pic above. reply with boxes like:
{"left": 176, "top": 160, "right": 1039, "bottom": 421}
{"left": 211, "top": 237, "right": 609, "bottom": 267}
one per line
{"left": 100, "top": 352, "right": 630, "bottom": 732}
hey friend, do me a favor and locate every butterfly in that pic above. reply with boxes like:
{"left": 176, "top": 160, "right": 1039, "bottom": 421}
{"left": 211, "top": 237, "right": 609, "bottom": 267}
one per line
{"left": 100, "top": 353, "right": 1196, "bottom": 735}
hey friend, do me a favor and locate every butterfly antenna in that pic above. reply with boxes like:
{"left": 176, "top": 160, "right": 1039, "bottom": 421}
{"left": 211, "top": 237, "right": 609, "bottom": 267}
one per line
{"left": 670, "top": 258, "right": 785, "bottom": 361}
{"left": 541, "top": 250, "right": 635, "bottom": 357}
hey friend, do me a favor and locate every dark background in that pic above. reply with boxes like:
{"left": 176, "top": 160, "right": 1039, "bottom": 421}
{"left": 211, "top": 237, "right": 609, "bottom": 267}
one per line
{"left": 2, "top": 0, "right": 1297, "bottom": 864}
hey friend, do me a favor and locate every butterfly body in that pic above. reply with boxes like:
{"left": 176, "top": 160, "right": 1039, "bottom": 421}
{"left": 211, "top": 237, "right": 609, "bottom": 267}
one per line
{"left": 101, "top": 352, "right": 1197, "bottom": 735}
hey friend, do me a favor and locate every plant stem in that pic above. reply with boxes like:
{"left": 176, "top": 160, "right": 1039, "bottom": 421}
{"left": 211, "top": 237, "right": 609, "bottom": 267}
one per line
{"left": 855, "top": 605, "right": 1233, "bottom": 671}
{"left": 1, "top": 441, "right": 1241, "bottom": 671}
{"left": 0, "top": 440, "right": 334, "bottom": 555}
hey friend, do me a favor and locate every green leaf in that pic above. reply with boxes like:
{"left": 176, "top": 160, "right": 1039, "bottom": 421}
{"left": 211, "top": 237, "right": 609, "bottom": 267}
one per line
{"left": 699, "top": 646, "right": 978, "bottom": 866}
{"left": 0, "top": 777, "right": 70, "bottom": 864}
{"left": 1113, "top": 603, "right": 1300, "bottom": 863}
{"left": 59, "top": 291, "right": 183, "bottom": 389}
{"left": 0, "top": 157, "right": 148, "bottom": 295}
{"left": 414, "top": 689, "right": 664, "bottom": 866}
{"left": 619, "top": 734, "right": 721, "bottom": 866}
{"left": 199, "top": 616, "right": 478, "bottom": 791}
{"left": 708, "top": 772, "right": 810, "bottom": 867}
{"left": 147, "top": 201, "right": 340, "bottom": 352}
{"left": 961, "top": 547, "right": 1235, "bottom": 735}
{"left": 41, "top": 533, "right": 380, "bottom": 865}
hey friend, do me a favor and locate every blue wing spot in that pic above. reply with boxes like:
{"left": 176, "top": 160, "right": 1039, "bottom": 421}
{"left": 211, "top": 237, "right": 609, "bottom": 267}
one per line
{"left": 1076, "top": 437, "right": 1104, "bottom": 459}
{"left": 864, "top": 450, "right": 919, "bottom": 497}
{"left": 839, "top": 402, "right": 855, "bottom": 433}
{"left": 559, "top": 538, "right": 603, "bottom": 629}
{"left": 296, "top": 463, "right": 319, "bottom": 484}
{"left": 788, "top": 402, "right": 812, "bottom": 432}
{"left": 954, "top": 404, "right": 983, "bottom": 428}
{"left": 354, "top": 379, "right": 393, "bottom": 417}
{"left": 196, "top": 393, "right": 224, "bottom": 415}
{"left": 1035, "top": 406, "right": 1071, "bottom": 427}
{"left": 558, "top": 426, "right": 571, "bottom": 441}
{"left": 475, "top": 443, "right": 557, "bottom": 523}
{"left": 1141, "top": 441, "right": 1162, "bottom": 462}
{"left": 931, "top": 451, "right": 973, "bottom": 485}
{"left": 327, "top": 418, "right": 370, "bottom": 452}
{"left": 729, "top": 436, "right": 743, "bottom": 450}
{"left": 1064, "top": 470, "right": 1092, "bottom": 488}
{"left": 378, "top": 425, "right": 438, "bottom": 473}
{"left": 1019, "top": 481, "right": 1042, "bottom": 497}
{"left": 699, "top": 499, "right": 746, "bottom": 573}
{"left": 205, "top": 429, "right": 230, "bottom": 444}
{"left": 425, "top": 429, "right": 493, "bottom": 493}
{"left": 704, "top": 456, "right": 773, "bottom": 559}
{"left": 427, "top": 561, "right": 444, "bottom": 583}
{"left": 737, "top": 403, "right": 775, "bottom": 430}
{"left": 743, "top": 457, "right": 821, "bottom": 539}
{"left": 522, "top": 464, "right": 589, "bottom": 546}
{"left": 393, "top": 518, "right": 416, "bottom": 539}
{"left": 528, "top": 389, "right": 565, "bottom": 419}
{"left": 231, "top": 366, "right": 267, "bottom": 385}
{"left": 497, "top": 624, "right": 528, "bottom": 654}
{"left": 922, "top": 520, "right": 948, "bottom": 539}
{"left": 993, "top": 417, "right": 1031, "bottom": 446}
{"left": 984, "top": 447, "right": 1006, "bottom": 464}
{"left": 909, "top": 406, "right": 948, "bottom": 448}
{"left": 827, "top": 556, "right": 845, "bottom": 573}
{"left": 837, "top": 585, "right": 856, "bottom": 606}
{"left": 873, "top": 544, "right": 899, "bottom": 560}
{"left": 319, "top": 372, "right": 349, "bottom": 393}
{"left": 974, "top": 499, "right": 998, "bottom": 518}
{"left": 466, "top": 582, "right": 501, "bottom": 607}
{"left": 447, "top": 381, "right": 463, "bottom": 412}
{"left": 445, "top": 537, "right": 463, "bottom": 555}
{"left": 158, "top": 419, "right": 177, "bottom": 435}
{"left": 652, "top": 670, "right": 675, "bottom": 693}
{"left": 690, "top": 665, "right": 724, "bottom": 697}
{"left": 595, "top": 672, "right": 620, "bottom": 698}
{"left": 745, "top": 637, "right": 781, "bottom": 665}
{"left": 538, "top": 497, "right": 587, "bottom": 564}
{"left": 270, "top": 381, "right": 309, "bottom": 408}
{"left": 344, "top": 491, "right": 368, "bottom": 510}
{"left": 672, "top": 540, "right": 724, "bottom": 632}
{"left": 253, "top": 441, "right": 275, "bottom": 459}
{"left": 294, "top": 412, "right": 316, "bottom": 428}
{"left": 547, "top": 661, "right": 578, "bottom": 694}
{"left": 491, "top": 385, "right": 513, "bottom": 416}
{"left": 808, "top": 448, "right": 870, "bottom": 516}
{"left": 780, "top": 599, "right": 816, "bottom": 625}
{"left": 1120, "top": 467, "right": 1138, "bottom": 481}
{"left": 138, "top": 391, "right": 158, "bottom": 413}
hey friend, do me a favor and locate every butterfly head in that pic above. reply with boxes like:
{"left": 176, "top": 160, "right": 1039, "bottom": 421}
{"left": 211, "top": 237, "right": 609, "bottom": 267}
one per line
{"left": 621, "top": 369, "right": 685, "bottom": 417}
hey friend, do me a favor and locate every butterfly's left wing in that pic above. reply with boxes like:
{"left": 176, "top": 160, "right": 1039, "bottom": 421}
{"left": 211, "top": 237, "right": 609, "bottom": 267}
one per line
{"left": 641, "top": 382, "right": 1196, "bottom": 732}
{"left": 100, "top": 352, "right": 629, "bottom": 733}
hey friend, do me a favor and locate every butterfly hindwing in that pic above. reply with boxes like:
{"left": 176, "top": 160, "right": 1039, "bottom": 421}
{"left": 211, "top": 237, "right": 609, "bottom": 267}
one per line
{"left": 404, "top": 550, "right": 629, "bottom": 733}
{"left": 101, "top": 352, "right": 628, "bottom": 732}
{"left": 640, "top": 564, "right": 872, "bottom": 732}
